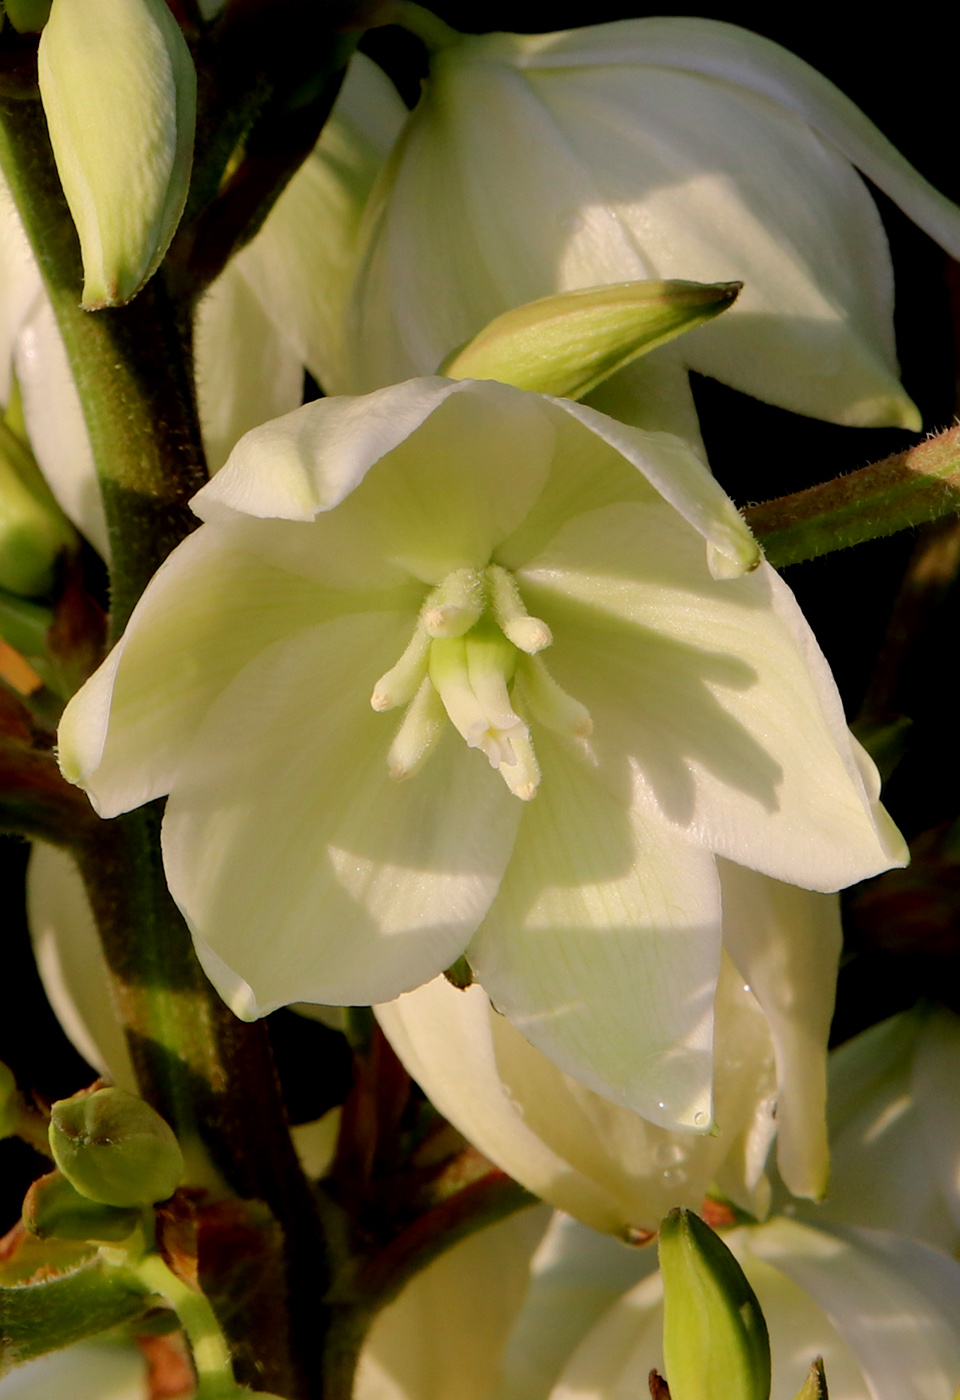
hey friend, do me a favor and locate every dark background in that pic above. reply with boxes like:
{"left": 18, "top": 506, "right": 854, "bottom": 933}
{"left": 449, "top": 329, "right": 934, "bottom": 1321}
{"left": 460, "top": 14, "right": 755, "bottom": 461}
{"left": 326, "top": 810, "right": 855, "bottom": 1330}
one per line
{"left": 3, "top": 4, "right": 959, "bottom": 1228}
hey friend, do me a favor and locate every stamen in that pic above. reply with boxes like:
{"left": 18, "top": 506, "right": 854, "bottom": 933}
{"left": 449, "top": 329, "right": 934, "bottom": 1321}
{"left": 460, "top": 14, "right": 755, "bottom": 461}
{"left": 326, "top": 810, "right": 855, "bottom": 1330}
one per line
{"left": 498, "top": 728, "right": 541, "bottom": 801}
{"left": 486, "top": 564, "right": 553, "bottom": 654}
{"left": 371, "top": 624, "right": 431, "bottom": 711}
{"left": 387, "top": 677, "right": 445, "bottom": 780}
{"left": 422, "top": 568, "right": 485, "bottom": 639}
{"left": 517, "top": 655, "right": 593, "bottom": 738}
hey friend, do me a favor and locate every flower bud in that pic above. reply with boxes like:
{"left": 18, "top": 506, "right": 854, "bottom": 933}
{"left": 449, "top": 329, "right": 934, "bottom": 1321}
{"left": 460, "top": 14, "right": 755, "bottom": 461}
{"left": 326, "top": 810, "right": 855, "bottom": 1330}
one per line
{"left": 659, "top": 1208, "right": 771, "bottom": 1400}
{"left": 0, "top": 1058, "right": 19, "bottom": 1139}
{"left": 37, "top": 0, "right": 197, "bottom": 308}
{"left": 49, "top": 1086, "right": 184, "bottom": 1207}
{"left": 440, "top": 280, "right": 740, "bottom": 400}
{"left": 24, "top": 1168, "right": 141, "bottom": 1241}
{"left": 790, "top": 1358, "right": 828, "bottom": 1400}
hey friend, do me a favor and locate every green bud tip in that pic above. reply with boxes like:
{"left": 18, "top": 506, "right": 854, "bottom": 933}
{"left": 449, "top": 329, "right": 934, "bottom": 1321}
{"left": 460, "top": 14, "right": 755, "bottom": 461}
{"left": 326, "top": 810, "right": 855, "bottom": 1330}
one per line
{"left": 791, "top": 1358, "right": 828, "bottom": 1400}
{"left": 49, "top": 1087, "right": 184, "bottom": 1208}
{"left": 658, "top": 1208, "right": 771, "bottom": 1400}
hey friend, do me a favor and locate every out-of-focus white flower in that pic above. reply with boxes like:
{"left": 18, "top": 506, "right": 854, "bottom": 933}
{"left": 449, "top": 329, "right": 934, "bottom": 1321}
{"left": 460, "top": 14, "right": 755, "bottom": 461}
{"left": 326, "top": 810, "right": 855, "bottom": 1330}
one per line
{"left": 790, "top": 1004, "right": 960, "bottom": 1253}
{"left": 37, "top": 0, "right": 197, "bottom": 309}
{"left": 498, "top": 1212, "right": 960, "bottom": 1400}
{"left": 0, "top": 52, "right": 406, "bottom": 542}
{"left": 347, "top": 17, "right": 960, "bottom": 434}
{"left": 58, "top": 376, "right": 903, "bottom": 1127}
{"left": 355, "top": 1205, "right": 552, "bottom": 1400}
{"left": 0, "top": 1339, "right": 148, "bottom": 1400}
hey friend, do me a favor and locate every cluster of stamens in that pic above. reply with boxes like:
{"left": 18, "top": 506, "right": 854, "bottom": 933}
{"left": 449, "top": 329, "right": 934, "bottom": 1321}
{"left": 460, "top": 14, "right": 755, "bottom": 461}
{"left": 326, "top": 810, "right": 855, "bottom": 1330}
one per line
{"left": 370, "top": 565, "right": 592, "bottom": 800}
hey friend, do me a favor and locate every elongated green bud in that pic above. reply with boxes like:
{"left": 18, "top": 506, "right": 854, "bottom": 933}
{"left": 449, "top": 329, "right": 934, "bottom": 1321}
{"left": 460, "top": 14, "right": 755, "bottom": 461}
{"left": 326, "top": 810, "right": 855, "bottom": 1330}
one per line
{"left": 659, "top": 1208, "right": 770, "bottom": 1400}
{"left": 0, "top": 1059, "right": 18, "bottom": 1139}
{"left": 24, "top": 1169, "right": 141, "bottom": 1241}
{"left": 49, "top": 1087, "right": 184, "bottom": 1208}
{"left": 38, "top": 0, "right": 197, "bottom": 308}
{"left": 439, "top": 280, "right": 740, "bottom": 400}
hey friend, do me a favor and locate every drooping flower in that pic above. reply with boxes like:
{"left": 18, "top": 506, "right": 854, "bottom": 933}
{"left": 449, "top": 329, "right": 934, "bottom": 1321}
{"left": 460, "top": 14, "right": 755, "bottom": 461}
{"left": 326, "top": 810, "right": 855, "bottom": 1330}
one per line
{"left": 346, "top": 16, "right": 960, "bottom": 435}
{"left": 58, "top": 376, "right": 904, "bottom": 1128}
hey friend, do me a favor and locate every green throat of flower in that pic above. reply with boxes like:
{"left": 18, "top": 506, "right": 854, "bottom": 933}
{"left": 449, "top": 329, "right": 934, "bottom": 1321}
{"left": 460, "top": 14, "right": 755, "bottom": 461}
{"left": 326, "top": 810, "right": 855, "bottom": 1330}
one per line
{"left": 370, "top": 565, "right": 592, "bottom": 800}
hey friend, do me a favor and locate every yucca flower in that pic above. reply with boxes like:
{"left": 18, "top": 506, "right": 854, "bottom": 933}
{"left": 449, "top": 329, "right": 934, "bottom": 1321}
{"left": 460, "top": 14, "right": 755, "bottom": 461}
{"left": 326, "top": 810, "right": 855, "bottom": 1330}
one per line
{"left": 346, "top": 16, "right": 960, "bottom": 437}
{"left": 58, "top": 377, "right": 903, "bottom": 1124}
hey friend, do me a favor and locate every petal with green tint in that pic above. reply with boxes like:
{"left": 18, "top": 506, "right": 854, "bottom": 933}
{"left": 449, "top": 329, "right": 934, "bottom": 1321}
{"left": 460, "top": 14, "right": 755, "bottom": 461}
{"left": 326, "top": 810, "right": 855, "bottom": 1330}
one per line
{"left": 911, "top": 1008, "right": 960, "bottom": 1238}
{"left": 525, "top": 18, "right": 960, "bottom": 262}
{"left": 27, "top": 843, "right": 137, "bottom": 1091}
{"left": 191, "top": 381, "right": 553, "bottom": 581}
{"left": 58, "top": 523, "right": 378, "bottom": 816}
{"left": 0, "top": 1339, "right": 148, "bottom": 1399}
{"left": 194, "top": 267, "right": 304, "bottom": 474}
{"left": 235, "top": 52, "right": 406, "bottom": 397}
{"left": 467, "top": 732, "right": 722, "bottom": 1129}
{"left": 163, "top": 613, "right": 522, "bottom": 1014}
{"left": 0, "top": 175, "right": 42, "bottom": 405}
{"left": 518, "top": 502, "right": 904, "bottom": 889}
{"left": 747, "top": 1220, "right": 960, "bottom": 1400}
{"left": 718, "top": 865, "right": 840, "bottom": 1202}
{"left": 545, "top": 397, "right": 757, "bottom": 577}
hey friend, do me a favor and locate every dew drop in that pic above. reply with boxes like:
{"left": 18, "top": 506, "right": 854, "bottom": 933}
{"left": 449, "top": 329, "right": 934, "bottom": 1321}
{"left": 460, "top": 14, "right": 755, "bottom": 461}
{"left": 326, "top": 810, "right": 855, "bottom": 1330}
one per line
{"left": 693, "top": 1111, "right": 706, "bottom": 1126}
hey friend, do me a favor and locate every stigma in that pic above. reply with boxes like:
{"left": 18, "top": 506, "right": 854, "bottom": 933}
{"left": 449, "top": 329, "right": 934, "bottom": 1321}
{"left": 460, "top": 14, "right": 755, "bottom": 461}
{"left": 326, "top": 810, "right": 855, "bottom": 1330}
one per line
{"left": 370, "top": 565, "right": 591, "bottom": 800}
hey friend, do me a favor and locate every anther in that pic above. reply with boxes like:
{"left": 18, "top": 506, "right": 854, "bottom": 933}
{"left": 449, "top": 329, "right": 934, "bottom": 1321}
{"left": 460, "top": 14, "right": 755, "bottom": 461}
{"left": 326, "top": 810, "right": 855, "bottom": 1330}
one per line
{"left": 371, "top": 625, "right": 431, "bottom": 711}
{"left": 387, "top": 677, "right": 445, "bottom": 780}
{"left": 517, "top": 655, "right": 593, "bottom": 738}
{"left": 486, "top": 564, "right": 552, "bottom": 653}
{"left": 422, "top": 568, "right": 485, "bottom": 639}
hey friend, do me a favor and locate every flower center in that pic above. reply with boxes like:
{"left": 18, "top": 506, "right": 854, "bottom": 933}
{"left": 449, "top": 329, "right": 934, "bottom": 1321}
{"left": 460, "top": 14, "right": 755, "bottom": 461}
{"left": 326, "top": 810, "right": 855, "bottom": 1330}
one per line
{"left": 370, "top": 565, "right": 591, "bottom": 801}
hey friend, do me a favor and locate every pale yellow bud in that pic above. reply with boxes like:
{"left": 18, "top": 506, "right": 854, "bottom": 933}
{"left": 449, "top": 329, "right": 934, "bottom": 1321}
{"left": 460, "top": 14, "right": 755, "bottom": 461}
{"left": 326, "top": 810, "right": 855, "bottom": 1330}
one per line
{"left": 38, "top": 0, "right": 197, "bottom": 308}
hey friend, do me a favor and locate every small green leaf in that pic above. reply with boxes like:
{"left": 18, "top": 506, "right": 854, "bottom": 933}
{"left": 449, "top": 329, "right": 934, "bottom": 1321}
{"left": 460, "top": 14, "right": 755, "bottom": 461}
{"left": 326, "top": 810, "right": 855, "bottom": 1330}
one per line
{"left": 659, "top": 1208, "right": 770, "bottom": 1400}
{"left": 439, "top": 279, "right": 740, "bottom": 400}
{"left": 24, "top": 1170, "right": 141, "bottom": 1243}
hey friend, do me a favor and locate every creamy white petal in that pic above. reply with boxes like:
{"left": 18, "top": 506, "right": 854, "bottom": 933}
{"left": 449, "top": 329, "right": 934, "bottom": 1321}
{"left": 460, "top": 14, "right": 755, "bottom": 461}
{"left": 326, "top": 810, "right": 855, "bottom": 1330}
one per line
{"left": 192, "top": 380, "right": 553, "bottom": 589}
{"left": 748, "top": 1220, "right": 960, "bottom": 1400}
{"left": 467, "top": 733, "right": 722, "bottom": 1129}
{"left": 58, "top": 522, "right": 369, "bottom": 815}
{"left": 26, "top": 843, "right": 137, "bottom": 1090}
{"left": 377, "top": 979, "right": 634, "bottom": 1234}
{"left": 14, "top": 296, "right": 107, "bottom": 557}
{"left": 513, "top": 18, "right": 960, "bottom": 260}
{"left": 350, "top": 29, "right": 929, "bottom": 426}
{"left": 718, "top": 864, "right": 840, "bottom": 1201}
{"left": 583, "top": 348, "right": 707, "bottom": 458}
{"left": 234, "top": 52, "right": 406, "bottom": 397}
{"left": 355, "top": 1206, "right": 551, "bottom": 1400}
{"left": 379, "top": 955, "right": 769, "bottom": 1236}
{"left": 163, "top": 614, "right": 523, "bottom": 1013}
{"left": 544, "top": 398, "right": 757, "bottom": 577}
{"left": 518, "top": 501, "right": 905, "bottom": 888}
{"left": 194, "top": 266, "right": 304, "bottom": 473}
